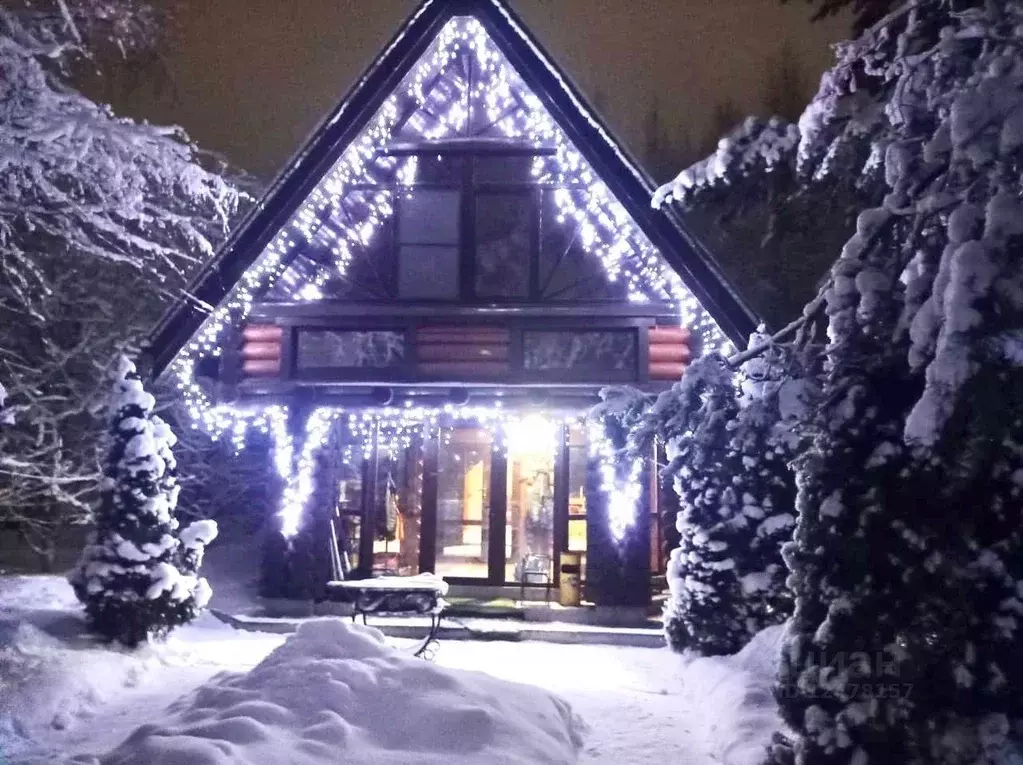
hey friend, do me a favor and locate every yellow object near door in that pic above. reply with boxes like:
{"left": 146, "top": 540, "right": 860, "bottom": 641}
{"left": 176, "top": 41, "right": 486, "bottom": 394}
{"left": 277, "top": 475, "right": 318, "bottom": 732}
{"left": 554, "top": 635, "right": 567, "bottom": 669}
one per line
{"left": 559, "top": 551, "right": 582, "bottom": 606}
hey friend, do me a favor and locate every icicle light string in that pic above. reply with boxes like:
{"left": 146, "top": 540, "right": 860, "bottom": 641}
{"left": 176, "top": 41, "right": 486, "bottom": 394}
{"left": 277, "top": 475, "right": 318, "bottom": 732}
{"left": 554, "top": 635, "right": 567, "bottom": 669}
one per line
{"left": 171, "top": 16, "right": 728, "bottom": 431}
{"left": 277, "top": 406, "right": 587, "bottom": 540}
{"left": 167, "top": 17, "right": 724, "bottom": 543}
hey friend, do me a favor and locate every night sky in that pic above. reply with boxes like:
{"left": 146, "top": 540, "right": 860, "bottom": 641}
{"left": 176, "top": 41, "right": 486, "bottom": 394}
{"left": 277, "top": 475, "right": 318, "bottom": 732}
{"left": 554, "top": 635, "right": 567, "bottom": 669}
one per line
{"left": 121, "top": 0, "right": 850, "bottom": 182}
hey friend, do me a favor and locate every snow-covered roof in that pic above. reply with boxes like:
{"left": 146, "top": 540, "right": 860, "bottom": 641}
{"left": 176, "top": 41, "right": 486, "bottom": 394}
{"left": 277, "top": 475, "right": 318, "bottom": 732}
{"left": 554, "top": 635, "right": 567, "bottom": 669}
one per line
{"left": 146, "top": 0, "right": 757, "bottom": 379}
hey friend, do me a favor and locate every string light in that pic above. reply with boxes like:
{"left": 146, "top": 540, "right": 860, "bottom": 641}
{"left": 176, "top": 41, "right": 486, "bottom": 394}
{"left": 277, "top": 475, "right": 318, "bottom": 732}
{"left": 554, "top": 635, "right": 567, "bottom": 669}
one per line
{"left": 163, "top": 16, "right": 733, "bottom": 543}
{"left": 277, "top": 406, "right": 583, "bottom": 539}
{"left": 587, "top": 419, "right": 644, "bottom": 542}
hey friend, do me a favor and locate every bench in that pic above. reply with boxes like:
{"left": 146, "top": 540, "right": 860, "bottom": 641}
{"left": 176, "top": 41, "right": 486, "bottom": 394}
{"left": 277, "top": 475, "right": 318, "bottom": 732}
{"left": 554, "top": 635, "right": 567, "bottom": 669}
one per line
{"left": 324, "top": 573, "right": 448, "bottom": 658}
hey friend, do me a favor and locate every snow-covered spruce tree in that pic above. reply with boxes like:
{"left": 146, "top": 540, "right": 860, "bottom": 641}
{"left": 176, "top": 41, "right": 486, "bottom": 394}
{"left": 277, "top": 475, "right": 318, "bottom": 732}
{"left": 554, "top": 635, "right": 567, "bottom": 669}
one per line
{"left": 767, "top": 3, "right": 1023, "bottom": 764}
{"left": 151, "top": 414, "right": 218, "bottom": 599}
{"left": 628, "top": 334, "right": 808, "bottom": 656}
{"left": 70, "top": 358, "right": 215, "bottom": 647}
{"left": 655, "top": 115, "right": 860, "bottom": 327}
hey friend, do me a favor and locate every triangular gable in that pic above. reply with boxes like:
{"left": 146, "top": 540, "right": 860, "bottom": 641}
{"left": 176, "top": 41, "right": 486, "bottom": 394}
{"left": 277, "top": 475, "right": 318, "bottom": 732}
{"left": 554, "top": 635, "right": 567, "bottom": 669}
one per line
{"left": 147, "top": 0, "right": 757, "bottom": 401}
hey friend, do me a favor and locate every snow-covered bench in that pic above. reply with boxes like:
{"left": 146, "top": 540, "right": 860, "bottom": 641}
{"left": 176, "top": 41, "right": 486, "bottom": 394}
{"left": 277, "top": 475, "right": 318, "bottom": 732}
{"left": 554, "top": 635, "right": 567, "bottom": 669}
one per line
{"left": 324, "top": 573, "right": 448, "bottom": 658}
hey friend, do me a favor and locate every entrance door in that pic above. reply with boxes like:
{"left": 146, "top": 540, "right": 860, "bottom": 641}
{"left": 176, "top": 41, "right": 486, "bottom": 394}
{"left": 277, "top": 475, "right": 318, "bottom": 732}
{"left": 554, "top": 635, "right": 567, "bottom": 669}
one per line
{"left": 423, "top": 421, "right": 564, "bottom": 584}
{"left": 432, "top": 426, "right": 494, "bottom": 579}
{"left": 504, "top": 420, "right": 558, "bottom": 584}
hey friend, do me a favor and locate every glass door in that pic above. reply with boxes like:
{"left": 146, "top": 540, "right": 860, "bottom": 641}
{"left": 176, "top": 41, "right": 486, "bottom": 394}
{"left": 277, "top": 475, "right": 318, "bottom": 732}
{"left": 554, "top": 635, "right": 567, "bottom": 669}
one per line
{"left": 504, "top": 420, "right": 558, "bottom": 584}
{"left": 433, "top": 426, "right": 493, "bottom": 579}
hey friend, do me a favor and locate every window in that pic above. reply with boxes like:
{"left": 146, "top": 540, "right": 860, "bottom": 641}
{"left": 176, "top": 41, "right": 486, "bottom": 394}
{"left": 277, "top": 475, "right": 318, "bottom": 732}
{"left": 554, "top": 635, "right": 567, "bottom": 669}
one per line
{"left": 434, "top": 427, "right": 493, "bottom": 579}
{"left": 297, "top": 330, "right": 405, "bottom": 369}
{"left": 523, "top": 330, "right": 637, "bottom": 374}
{"left": 397, "top": 190, "right": 460, "bottom": 299}
{"left": 475, "top": 193, "right": 532, "bottom": 298}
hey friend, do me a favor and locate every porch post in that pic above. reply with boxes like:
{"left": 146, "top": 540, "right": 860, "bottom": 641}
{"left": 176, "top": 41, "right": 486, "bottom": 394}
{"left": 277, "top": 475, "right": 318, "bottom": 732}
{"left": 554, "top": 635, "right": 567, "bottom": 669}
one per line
{"left": 584, "top": 452, "right": 652, "bottom": 608}
{"left": 418, "top": 430, "right": 439, "bottom": 574}
{"left": 358, "top": 420, "right": 380, "bottom": 577}
{"left": 488, "top": 444, "right": 508, "bottom": 584}
{"left": 552, "top": 423, "right": 570, "bottom": 586}
{"left": 261, "top": 396, "right": 332, "bottom": 601}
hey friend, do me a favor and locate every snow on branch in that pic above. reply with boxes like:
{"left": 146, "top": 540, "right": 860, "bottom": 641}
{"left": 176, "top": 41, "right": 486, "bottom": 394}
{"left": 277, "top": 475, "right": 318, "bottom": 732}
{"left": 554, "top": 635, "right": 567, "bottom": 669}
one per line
{"left": 653, "top": 117, "right": 799, "bottom": 209}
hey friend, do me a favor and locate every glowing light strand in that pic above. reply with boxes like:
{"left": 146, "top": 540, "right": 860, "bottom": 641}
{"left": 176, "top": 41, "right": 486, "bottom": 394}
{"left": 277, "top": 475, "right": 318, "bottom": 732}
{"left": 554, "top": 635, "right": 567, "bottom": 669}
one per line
{"left": 277, "top": 405, "right": 583, "bottom": 538}
{"left": 164, "top": 17, "right": 735, "bottom": 542}
{"left": 170, "top": 17, "right": 730, "bottom": 434}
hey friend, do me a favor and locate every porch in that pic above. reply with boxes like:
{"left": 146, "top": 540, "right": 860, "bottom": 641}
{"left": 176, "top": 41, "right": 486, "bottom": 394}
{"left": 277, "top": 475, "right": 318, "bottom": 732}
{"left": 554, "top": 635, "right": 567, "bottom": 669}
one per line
{"left": 262, "top": 409, "right": 670, "bottom": 608}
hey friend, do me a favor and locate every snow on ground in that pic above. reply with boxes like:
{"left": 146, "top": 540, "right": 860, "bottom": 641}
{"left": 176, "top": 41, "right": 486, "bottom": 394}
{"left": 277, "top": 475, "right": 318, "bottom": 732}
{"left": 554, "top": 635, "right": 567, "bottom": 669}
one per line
{"left": 0, "top": 576, "right": 782, "bottom": 765}
{"left": 0, "top": 575, "right": 282, "bottom": 762}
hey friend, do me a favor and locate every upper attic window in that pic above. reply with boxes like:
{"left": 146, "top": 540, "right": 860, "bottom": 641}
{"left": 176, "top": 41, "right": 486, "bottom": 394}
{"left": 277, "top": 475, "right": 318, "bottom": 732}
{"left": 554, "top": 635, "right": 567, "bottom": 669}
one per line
{"left": 384, "top": 138, "right": 553, "bottom": 302}
{"left": 266, "top": 137, "right": 635, "bottom": 305}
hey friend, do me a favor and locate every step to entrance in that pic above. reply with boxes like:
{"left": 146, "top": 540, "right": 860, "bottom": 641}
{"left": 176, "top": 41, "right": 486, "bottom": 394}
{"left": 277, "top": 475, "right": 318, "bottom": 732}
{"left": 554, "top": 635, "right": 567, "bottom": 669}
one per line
{"left": 212, "top": 609, "right": 666, "bottom": 649}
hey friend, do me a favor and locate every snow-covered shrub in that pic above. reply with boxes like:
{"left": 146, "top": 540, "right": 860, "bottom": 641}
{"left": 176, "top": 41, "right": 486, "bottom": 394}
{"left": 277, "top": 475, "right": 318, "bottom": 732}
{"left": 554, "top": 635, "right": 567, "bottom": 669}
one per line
{"left": 69, "top": 357, "right": 215, "bottom": 647}
{"left": 767, "top": 3, "right": 1023, "bottom": 764}
{"left": 631, "top": 335, "right": 809, "bottom": 656}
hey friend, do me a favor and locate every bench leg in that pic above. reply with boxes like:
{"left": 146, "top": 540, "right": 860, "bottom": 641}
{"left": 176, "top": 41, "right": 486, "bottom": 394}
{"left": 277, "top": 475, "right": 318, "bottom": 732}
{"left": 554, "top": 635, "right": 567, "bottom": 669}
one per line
{"left": 413, "top": 613, "right": 442, "bottom": 659}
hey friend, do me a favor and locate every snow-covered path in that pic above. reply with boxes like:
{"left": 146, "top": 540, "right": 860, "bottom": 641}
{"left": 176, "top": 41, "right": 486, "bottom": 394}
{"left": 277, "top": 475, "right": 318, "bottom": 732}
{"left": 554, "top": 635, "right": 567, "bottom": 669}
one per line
{"left": 1, "top": 576, "right": 780, "bottom": 765}
{"left": 429, "top": 639, "right": 780, "bottom": 765}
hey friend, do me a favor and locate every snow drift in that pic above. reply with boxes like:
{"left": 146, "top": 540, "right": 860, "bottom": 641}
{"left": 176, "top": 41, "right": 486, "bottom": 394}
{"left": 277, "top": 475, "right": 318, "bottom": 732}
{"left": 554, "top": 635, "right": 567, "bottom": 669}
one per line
{"left": 678, "top": 625, "right": 785, "bottom": 765}
{"left": 83, "top": 618, "right": 586, "bottom": 765}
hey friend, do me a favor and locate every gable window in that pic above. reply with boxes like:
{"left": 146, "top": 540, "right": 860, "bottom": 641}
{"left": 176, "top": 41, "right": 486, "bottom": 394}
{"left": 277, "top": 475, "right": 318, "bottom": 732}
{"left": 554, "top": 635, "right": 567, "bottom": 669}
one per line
{"left": 475, "top": 192, "right": 532, "bottom": 298}
{"left": 271, "top": 140, "right": 637, "bottom": 305}
{"left": 386, "top": 141, "right": 546, "bottom": 303}
{"left": 397, "top": 189, "right": 461, "bottom": 300}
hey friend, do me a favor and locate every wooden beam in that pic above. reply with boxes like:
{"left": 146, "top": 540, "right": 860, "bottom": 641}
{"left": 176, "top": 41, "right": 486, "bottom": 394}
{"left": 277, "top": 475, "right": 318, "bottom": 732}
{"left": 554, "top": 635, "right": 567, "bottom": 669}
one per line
{"left": 250, "top": 301, "right": 678, "bottom": 322}
{"left": 488, "top": 443, "right": 508, "bottom": 585}
{"left": 418, "top": 434, "right": 439, "bottom": 575}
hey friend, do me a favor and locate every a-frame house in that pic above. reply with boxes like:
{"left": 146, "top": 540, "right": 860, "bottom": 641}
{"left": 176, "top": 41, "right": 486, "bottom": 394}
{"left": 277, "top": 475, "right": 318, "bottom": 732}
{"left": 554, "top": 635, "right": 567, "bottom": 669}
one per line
{"left": 147, "top": 0, "right": 757, "bottom": 607}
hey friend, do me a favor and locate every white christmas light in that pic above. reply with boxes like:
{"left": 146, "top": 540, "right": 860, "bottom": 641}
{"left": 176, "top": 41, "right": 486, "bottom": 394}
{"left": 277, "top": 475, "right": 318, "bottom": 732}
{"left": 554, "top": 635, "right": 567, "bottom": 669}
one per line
{"left": 163, "top": 16, "right": 729, "bottom": 542}
{"left": 587, "top": 419, "right": 644, "bottom": 542}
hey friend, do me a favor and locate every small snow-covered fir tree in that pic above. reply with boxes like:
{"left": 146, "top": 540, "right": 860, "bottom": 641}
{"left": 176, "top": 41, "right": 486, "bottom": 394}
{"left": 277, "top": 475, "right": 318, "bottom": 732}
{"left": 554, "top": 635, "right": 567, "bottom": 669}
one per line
{"left": 636, "top": 335, "right": 806, "bottom": 656}
{"left": 765, "top": 2, "right": 1023, "bottom": 764}
{"left": 70, "top": 358, "right": 215, "bottom": 647}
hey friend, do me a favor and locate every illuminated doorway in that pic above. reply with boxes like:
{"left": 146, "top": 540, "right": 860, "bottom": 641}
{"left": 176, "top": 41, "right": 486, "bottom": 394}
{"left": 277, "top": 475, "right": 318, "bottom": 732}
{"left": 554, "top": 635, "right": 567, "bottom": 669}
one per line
{"left": 504, "top": 417, "right": 558, "bottom": 583}
{"left": 433, "top": 426, "right": 493, "bottom": 579}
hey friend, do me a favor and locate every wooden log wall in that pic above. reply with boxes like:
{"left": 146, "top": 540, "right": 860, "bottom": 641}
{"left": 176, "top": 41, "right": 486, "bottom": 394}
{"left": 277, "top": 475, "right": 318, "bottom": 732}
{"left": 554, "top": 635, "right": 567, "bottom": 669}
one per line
{"left": 236, "top": 322, "right": 693, "bottom": 383}
{"left": 647, "top": 326, "right": 692, "bottom": 381}
{"left": 241, "top": 325, "right": 283, "bottom": 377}
{"left": 415, "top": 326, "right": 510, "bottom": 378}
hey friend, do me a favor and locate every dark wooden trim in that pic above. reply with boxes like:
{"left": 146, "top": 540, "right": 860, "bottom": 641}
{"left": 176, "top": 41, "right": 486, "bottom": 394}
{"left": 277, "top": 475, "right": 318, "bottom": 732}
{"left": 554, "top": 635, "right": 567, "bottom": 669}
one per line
{"left": 233, "top": 387, "right": 618, "bottom": 411}
{"left": 358, "top": 422, "right": 379, "bottom": 577}
{"left": 552, "top": 423, "right": 570, "bottom": 586}
{"left": 250, "top": 301, "right": 678, "bottom": 321}
{"left": 637, "top": 324, "right": 651, "bottom": 384}
{"left": 279, "top": 326, "right": 296, "bottom": 381}
{"left": 418, "top": 431, "right": 439, "bottom": 575}
{"left": 529, "top": 187, "right": 542, "bottom": 299}
{"left": 381, "top": 139, "right": 557, "bottom": 157}
{"left": 488, "top": 444, "right": 509, "bottom": 585}
{"left": 459, "top": 149, "right": 476, "bottom": 300}
{"left": 270, "top": 315, "right": 660, "bottom": 332}
{"left": 442, "top": 577, "right": 555, "bottom": 589}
